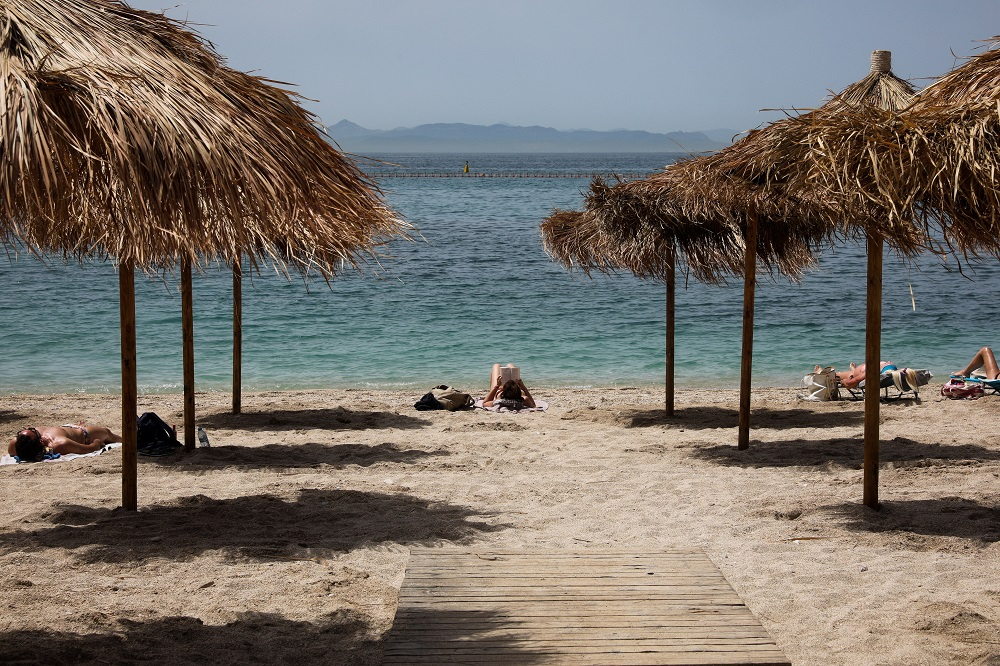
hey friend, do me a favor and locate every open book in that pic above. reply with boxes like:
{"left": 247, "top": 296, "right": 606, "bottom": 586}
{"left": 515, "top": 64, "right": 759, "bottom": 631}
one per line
{"left": 499, "top": 365, "right": 520, "bottom": 384}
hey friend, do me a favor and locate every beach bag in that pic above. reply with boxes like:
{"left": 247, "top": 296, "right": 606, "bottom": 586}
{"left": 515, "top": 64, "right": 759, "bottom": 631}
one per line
{"left": 414, "top": 392, "right": 443, "bottom": 411}
{"left": 800, "top": 366, "right": 839, "bottom": 401}
{"left": 941, "top": 378, "right": 984, "bottom": 400}
{"left": 430, "top": 385, "right": 475, "bottom": 411}
{"left": 136, "top": 411, "right": 180, "bottom": 455}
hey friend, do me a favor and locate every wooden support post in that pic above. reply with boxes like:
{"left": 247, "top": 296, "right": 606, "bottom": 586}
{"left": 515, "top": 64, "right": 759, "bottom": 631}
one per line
{"left": 863, "top": 231, "right": 883, "bottom": 509}
{"left": 181, "top": 257, "right": 195, "bottom": 451}
{"left": 665, "top": 247, "right": 675, "bottom": 418}
{"left": 738, "top": 212, "right": 758, "bottom": 450}
{"left": 233, "top": 260, "right": 242, "bottom": 415}
{"left": 119, "top": 261, "right": 138, "bottom": 511}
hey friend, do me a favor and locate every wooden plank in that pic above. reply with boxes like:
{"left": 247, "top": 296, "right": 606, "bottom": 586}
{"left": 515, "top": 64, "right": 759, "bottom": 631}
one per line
{"left": 118, "top": 261, "right": 137, "bottom": 512}
{"left": 232, "top": 260, "right": 242, "bottom": 415}
{"left": 863, "top": 230, "right": 883, "bottom": 508}
{"left": 666, "top": 252, "right": 675, "bottom": 418}
{"left": 181, "top": 257, "right": 195, "bottom": 452}
{"left": 383, "top": 550, "right": 789, "bottom": 665}
{"left": 738, "top": 209, "right": 758, "bottom": 451}
{"left": 385, "top": 654, "right": 790, "bottom": 666}
{"left": 386, "top": 623, "right": 769, "bottom": 641}
{"left": 397, "top": 580, "right": 741, "bottom": 590}
{"left": 391, "top": 618, "right": 770, "bottom": 629}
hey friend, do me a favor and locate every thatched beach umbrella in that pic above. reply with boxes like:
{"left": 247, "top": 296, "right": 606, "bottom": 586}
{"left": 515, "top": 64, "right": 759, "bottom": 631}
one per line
{"left": 793, "top": 38, "right": 1000, "bottom": 256}
{"left": 779, "top": 41, "right": 1000, "bottom": 508}
{"left": 545, "top": 51, "right": 915, "bottom": 464}
{"left": 708, "top": 50, "right": 918, "bottom": 508}
{"left": 594, "top": 154, "right": 829, "bottom": 442}
{"left": 0, "top": 0, "right": 407, "bottom": 509}
{"left": 542, "top": 171, "right": 818, "bottom": 421}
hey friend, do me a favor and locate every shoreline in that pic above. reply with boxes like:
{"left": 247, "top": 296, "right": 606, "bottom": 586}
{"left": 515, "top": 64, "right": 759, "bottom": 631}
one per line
{"left": 0, "top": 378, "right": 783, "bottom": 396}
{"left": 1, "top": 386, "right": 998, "bottom": 664}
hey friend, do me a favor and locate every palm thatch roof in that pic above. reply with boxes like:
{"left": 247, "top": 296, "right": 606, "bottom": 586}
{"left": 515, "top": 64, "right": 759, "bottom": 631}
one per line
{"left": 542, "top": 178, "right": 754, "bottom": 284}
{"left": 586, "top": 155, "right": 826, "bottom": 283}
{"left": 786, "top": 38, "right": 1000, "bottom": 258}
{"left": 688, "top": 50, "right": 920, "bottom": 255}
{"left": 545, "top": 51, "right": 918, "bottom": 283}
{"left": 0, "top": 0, "right": 407, "bottom": 274}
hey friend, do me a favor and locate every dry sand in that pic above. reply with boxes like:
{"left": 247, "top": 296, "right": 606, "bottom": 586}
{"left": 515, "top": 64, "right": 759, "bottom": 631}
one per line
{"left": 0, "top": 386, "right": 998, "bottom": 665}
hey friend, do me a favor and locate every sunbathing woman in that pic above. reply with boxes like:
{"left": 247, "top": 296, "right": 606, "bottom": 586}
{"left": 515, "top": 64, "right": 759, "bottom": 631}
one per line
{"left": 836, "top": 361, "right": 893, "bottom": 389}
{"left": 954, "top": 346, "right": 1000, "bottom": 379}
{"left": 7, "top": 423, "right": 122, "bottom": 462}
{"left": 484, "top": 364, "right": 536, "bottom": 409}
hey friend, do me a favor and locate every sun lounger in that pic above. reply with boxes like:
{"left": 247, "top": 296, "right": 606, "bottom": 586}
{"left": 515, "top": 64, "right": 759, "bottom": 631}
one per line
{"left": 841, "top": 367, "right": 932, "bottom": 401}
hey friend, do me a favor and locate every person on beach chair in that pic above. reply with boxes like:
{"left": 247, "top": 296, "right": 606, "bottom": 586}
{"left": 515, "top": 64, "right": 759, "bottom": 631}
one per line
{"left": 947, "top": 346, "right": 1000, "bottom": 396}
{"left": 836, "top": 361, "right": 892, "bottom": 389}
{"left": 953, "top": 346, "right": 1000, "bottom": 380}
{"left": 483, "top": 363, "right": 536, "bottom": 410}
{"left": 7, "top": 423, "right": 123, "bottom": 462}
{"left": 837, "top": 361, "right": 931, "bottom": 400}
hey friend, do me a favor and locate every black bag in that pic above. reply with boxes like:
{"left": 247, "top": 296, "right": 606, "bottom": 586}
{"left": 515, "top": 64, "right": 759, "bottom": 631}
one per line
{"left": 137, "top": 412, "right": 180, "bottom": 456}
{"left": 414, "top": 392, "right": 444, "bottom": 411}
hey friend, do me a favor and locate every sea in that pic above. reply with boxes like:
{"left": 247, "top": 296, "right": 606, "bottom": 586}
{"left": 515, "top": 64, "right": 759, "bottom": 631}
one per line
{"left": 2, "top": 152, "right": 999, "bottom": 396}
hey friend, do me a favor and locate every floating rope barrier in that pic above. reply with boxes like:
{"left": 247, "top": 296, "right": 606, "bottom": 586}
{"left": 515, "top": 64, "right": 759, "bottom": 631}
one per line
{"left": 365, "top": 172, "right": 653, "bottom": 179}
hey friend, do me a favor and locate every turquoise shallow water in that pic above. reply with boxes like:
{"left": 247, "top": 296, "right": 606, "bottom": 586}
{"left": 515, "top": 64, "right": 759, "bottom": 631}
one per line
{"left": 2, "top": 152, "right": 999, "bottom": 395}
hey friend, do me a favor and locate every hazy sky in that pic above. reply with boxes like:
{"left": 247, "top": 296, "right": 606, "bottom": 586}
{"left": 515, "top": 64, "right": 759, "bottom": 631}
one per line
{"left": 128, "top": 0, "right": 1000, "bottom": 134}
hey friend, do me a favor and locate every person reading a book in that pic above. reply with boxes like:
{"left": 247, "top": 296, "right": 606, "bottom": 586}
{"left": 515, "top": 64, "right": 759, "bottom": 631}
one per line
{"left": 484, "top": 363, "right": 536, "bottom": 410}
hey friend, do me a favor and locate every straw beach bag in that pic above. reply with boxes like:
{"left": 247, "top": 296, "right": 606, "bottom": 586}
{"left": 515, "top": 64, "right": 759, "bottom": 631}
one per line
{"left": 430, "top": 385, "right": 475, "bottom": 411}
{"left": 800, "top": 366, "right": 839, "bottom": 401}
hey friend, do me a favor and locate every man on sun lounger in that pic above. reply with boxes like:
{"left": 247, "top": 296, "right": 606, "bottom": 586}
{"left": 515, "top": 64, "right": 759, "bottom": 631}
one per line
{"left": 7, "top": 424, "right": 123, "bottom": 462}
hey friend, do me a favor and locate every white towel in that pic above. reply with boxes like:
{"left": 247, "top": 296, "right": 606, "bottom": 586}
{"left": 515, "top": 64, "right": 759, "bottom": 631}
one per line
{"left": 1, "top": 442, "right": 122, "bottom": 466}
{"left": 474, "top": 399, "right": 548, "bottom": 413}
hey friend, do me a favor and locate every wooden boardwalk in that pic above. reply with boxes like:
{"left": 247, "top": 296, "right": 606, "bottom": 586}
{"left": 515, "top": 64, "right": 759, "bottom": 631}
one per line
{"left": 383, "top": 550, "right": 790, "bottom": 665}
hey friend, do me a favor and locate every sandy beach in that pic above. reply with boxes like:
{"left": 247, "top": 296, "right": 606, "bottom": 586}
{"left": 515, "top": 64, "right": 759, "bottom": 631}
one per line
{"left": 0, "top": 385, "right": 998, "bottom": 665}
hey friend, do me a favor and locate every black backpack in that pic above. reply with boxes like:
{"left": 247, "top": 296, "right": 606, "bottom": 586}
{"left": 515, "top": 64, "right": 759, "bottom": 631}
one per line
{"left": 137, "top": 412, "right": 180, "bottom": 455}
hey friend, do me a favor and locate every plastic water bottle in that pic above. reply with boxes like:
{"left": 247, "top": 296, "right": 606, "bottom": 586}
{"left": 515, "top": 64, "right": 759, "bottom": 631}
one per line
{"left": 197, "top": 427, "right": 210, "bottom": 448}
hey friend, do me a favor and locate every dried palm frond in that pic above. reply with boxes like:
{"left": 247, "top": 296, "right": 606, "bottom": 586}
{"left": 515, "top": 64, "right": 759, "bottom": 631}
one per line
{"left": 782, "top": 39, "right": 1000, "bottom": 259}
{"left": 545, "top": 51, "right": 920, "bottom": 287}
{"left": 542, "top": 176, "right": 818, "bottom": 285}
{"left": 0, "top": 0, "right": 409, "bottom": 276}
{"left": 698, "top": 50, "right": 932, "bottom": 257}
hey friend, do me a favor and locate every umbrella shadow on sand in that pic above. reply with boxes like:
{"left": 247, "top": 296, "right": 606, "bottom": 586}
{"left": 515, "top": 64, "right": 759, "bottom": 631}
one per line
{"left": 198, "top": 408, "right": 433, "bottom": 433}
{"left": 0, "top": 489, "right": 508, "bottom": 564}
{"left": 139, "top": 441, "right": 450, "bottom": 471}
{"left": 0, "top": 409, "right": 29, "bottom": 426}
{"left": 381, "top": 608, "right": 550, "bottom": 666}
{"left": 0, "top": 609, "right": 382, "bottom": 666}
{"left": 562, "top": 405, "right": 864, "bottom": 430}
{"left": 688, "top": 436, "right": 1000, "bottom": 469}
{"left": 0, "top": 607, "right": 546, "bottom": 666}
{"left": 826, "top": 498, "right": 1000, "bottom": 544}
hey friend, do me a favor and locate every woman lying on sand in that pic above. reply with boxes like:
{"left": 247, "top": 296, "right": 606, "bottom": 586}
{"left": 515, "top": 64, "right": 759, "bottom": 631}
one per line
{"left": 8, "top": 423, "right": 122, "bottom": 461}
{"left": 484, "top": 363, "right": 536, "bottom": 410}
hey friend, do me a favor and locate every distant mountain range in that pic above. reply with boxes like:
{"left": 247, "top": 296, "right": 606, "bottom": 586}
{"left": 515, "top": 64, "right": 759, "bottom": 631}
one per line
{"left": 326, "top": 120, "right": 736, "bottom": 154}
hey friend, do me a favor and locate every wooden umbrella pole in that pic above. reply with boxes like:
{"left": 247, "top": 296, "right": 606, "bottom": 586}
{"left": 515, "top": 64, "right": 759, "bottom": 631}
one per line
{"left": 181, "top": 257, "right": 195, "bottom": 451}
{"left": 665, "top": 246, "right": 675, "bottom": 418}
{"left": 233, "top": 260, "right": 242, "bottom": 415}
{"left": 863, "top": 231, "right": 884, "bottom": 509}
{"left": 738, "top": 212, "right": 759, "bottom": 450}
{"left": 119, "top": 260, "right": 138, "bottom": 511}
